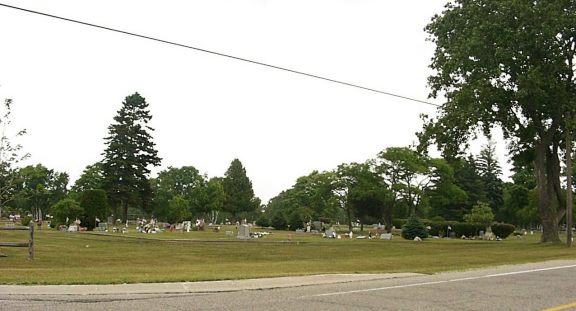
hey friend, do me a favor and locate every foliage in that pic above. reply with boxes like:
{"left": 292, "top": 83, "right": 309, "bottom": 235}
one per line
{"left": 477, "top": 141, "right": 504, "bottom": 217}
{"left": 256, "top": 213, "right": 270, "bottom": 228}
{"left": 375, "top": 147, "right": 432, "bottom": 218}
{"left": 425, "top": 158, "right": 468, "bottom": 221}
{"left": 222, "top": 159, "right": 260, "bottom": 219}
{"left": 206, "top": 177, "right": 226, "bottom": 223}
{"left": 79, "top": 189, "right": 109, "bottom": 230}
{"left": 50, "top": 198, "right": 83, "bottom": 228}
{"left": 491, "top": 223, "right": 516, "bottom": 239}
{"left": 270, "top": 211, "right": 288, "bottom": 230}
{"left": 420, "top": 0, "right": 576, "bottom": 242}
{"left": 71, "top": 162, "right": 104, "bottom": 193}
{"left": 151, "top": 166, "right": 206, "bottom": 221}
{"left": 288, "top": 206, "right": 313, "bottom": 230}
{"left": 463, "top": 202, "right": 494, "bottom": 228}
{"left": 20, "top": 215, "right": 32, "bottom": 226}
{"left": 102, "top": 93, "right": 161, "bottom": 222}
{"left": 167, "top": 195, "right": 191, "bottom": 224}
{"left": 401, "top": 215, "right": 429, "bottom": 240}
{"left": 452, "top": 223, "right": 486, "bottom": 238}
{"left": 0, "top": 98, "right": 29, "bottom": 218}
{"left": 12, "top": 164, "right": 69, "bottom": 219}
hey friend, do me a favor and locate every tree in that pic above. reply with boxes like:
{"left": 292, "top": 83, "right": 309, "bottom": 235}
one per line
{"left": 374, "top": 147, "right": 431, "bottom": 217}
{"left": 206, "top": 177, "right": 226, "bottom": 224}
{"left": 425, "top": 158, "right": 468, "bottom": 221}
{"left": 476, "top": 141, "right": 504, "bottom": 217}
{"left": 102, "top": 93, "right": 161, "bottom": 223}
{"left": 71, "top": 162, "right": 104, "bottom": 194}
{"left": 167, "top": 195, "right": 191, "bottom": 224}
{"left": 464, "top": 201, "right": 495, "bottom": 229}
{"left": 420, "top": 1, "right": 576, "bottom": 242}
{"left": 222, "top": 159, "right": 260, "bottom": 220}
{"left": 12, "top": 164, "right": 69, "bottom": 220}
{"left": 0, "top": 98, "right": 29, "bottom": 218}
{"left": 151, "top": 166, "right": 206, "bottom": 221}
{"left": 50, "top": 198, "right": 83, "bottom": 228}
{"left": 79, "top": 189, "right": 109, "bottom": 230}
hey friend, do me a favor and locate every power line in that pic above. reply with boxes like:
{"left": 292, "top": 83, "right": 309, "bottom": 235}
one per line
{"left": 0, "top": 3, "right": 441, "bottom": 108}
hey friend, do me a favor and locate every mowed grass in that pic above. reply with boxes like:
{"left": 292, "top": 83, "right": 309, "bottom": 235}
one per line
{"left": 0, "top": 226, "right": 575, "bottom": 285}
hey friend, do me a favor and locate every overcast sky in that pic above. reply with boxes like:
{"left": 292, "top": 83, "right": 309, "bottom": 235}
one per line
{"left": 0, "top": 1, "right": 507, "bottom": 203}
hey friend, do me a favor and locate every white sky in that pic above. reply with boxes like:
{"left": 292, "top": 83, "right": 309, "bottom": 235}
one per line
{"left": 0, "top": 1, "right": 508, "bottom": 203}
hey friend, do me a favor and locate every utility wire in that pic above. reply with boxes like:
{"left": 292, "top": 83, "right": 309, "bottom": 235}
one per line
{"left": 0, "top": 3, "right": 441, "bottom": 107}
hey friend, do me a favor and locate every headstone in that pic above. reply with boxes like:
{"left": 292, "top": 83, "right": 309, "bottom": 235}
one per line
{"left": 325, "top": 229, "right": 335, "bottom": 238}
{"left": 237, "top": 224, "right": 251, "bottom": 240}
{"left": 67, "top": 225, "right": 78, "bottom": 232}
{"left": 182, "top": 221, "right": 192, "bottom": 232}
{"left": 312, "top": 221, "right": 322, "bottom": 231}
{"left": 380, "top": 233, "right": 392, "bottom": 240}
{"left": 98, "top": 223, "right": 108, "bottom": 232}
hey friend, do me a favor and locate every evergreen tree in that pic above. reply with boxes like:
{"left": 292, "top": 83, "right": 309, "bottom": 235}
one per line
{"left": 451, "top": 155, "right": 488, "bottom": 220}
{"left": 476, "top": 141, "right": 504, "bottom": 217}
{"left": 102, "top": 93, "right": 161, "bottom": 222}
{"left": 222, "top": 159, "right": 260, "bottom": 220}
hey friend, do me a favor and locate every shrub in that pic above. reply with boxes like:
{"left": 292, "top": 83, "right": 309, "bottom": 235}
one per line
{"left": 51, "top": 198, "right": 84, "bottom": 228}
{"left": 452, "top": 222, "right": 486, "bottom": 237}
{"left": 20, "top": 215, "right": 33, "bottom": 226}
{"left": 491, "top": 223, "right": 516, "bottom": 239}
{"left": 271, "top": 212, "right": 288, "bottom": 230}
{"left": 256, "top": 213, "right": 270, "bottom": 228}
{"left": 393, "top": 219, "right": 407, "bottom": 230}
{"left": 79, "top": 189, "right": 109, "bottom": 230}
{"left": 401, "top": 216, "right": 429, "bottom": 240}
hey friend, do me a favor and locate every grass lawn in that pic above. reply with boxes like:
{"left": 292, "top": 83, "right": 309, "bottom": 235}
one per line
{"left": 0, "top": 225, "right": 575, "bottom": 285}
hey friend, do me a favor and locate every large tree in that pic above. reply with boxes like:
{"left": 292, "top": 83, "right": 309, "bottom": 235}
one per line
{"left": 102, "top": 93, "right": 161, "bottom": 222}
{"left": 151, "top": 166, "right": 206, "bottom": 221}
{"left": 12, "top": 164, "right": 69, "bottom": 219}
{"left": 222, "top": 159, "right": 260, "bottom": 220}
{"left": 71, "top": 162, "right": 105, "bottom": 194}
{"left": 420, "top": 1, "right": 576, "bottom": 242}
{"left": 374, "top": 147, "right": 431, "bottom": 218}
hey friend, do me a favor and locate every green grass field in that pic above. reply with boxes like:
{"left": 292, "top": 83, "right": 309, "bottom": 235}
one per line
{"left": 0, "top": 225, "right": 575, "bottom": 285}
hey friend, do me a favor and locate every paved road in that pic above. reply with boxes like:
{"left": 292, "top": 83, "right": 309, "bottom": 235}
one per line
{"left": 2, "top": 260, "right": 576, "bottom": 310}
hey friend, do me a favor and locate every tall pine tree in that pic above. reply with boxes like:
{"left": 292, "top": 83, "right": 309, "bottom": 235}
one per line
{"left": 222, "top": 159, "right": 260, "bottom": 220}
{"left": 476, "top": 141, "right": 504, "bottom": 217}
{"left": 102, "top": 93, "right": 161, "bottom": 222}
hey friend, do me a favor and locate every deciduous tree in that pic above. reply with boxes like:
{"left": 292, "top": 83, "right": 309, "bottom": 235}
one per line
{"left": 420, "top": 0, "right": 576, "bottom": 242}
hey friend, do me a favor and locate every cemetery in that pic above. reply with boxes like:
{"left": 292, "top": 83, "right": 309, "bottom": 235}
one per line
{"left": 1, "top": 215, "right": 575, "bottom": 285}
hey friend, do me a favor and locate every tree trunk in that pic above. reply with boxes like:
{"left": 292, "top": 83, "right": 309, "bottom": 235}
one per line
{"left": 122, "top": 201, "right": 129, "bottom": 225}
{"left": 346, "top": 205, "right": 353, "bottom": 233}
{"left": 534, "top": 140, "right": 562, "bottom": 243}
{"left": 383, "top": 201, "right": 394, "bottom": 233}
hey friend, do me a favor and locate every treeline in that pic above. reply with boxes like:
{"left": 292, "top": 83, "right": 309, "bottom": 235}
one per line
{"left": 263, "top": 142, "right": 548, "bottom": 232}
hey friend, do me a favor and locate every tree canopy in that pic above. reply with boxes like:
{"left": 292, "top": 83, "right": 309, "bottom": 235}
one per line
{"left": 420, "top": 0, "right": 576, "bottom": 242}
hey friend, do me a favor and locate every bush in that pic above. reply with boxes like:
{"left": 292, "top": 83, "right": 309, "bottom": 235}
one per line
{"left": 79, "top": 189, "right": 109, "bottom": 230}
{"left": 452, "top": 222, "right": 486, "bottom": 237}
{"left": 491, "top": 223, "right": 516, "bottom": 239}
{"left": 51, "top": 198, "right": 83, "bottom": 228}
{"left": 271, "top": 212, "right": 288, "bottom": 230}
{"left": 401, "top": 216, "right": 429, "bottom": 240}
{"left": 20, "top": 215, "right": 33, "bottom": 226}
{"left": 393, "top": 219, "right": 407, "bottom": 230}
{"left": 256, "top": 213, "right": 270, "bottom": 228}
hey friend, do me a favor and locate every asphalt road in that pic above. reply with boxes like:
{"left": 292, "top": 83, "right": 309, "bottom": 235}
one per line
{"left": 2, "top": 260, "right": 576, "bottom": 310}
